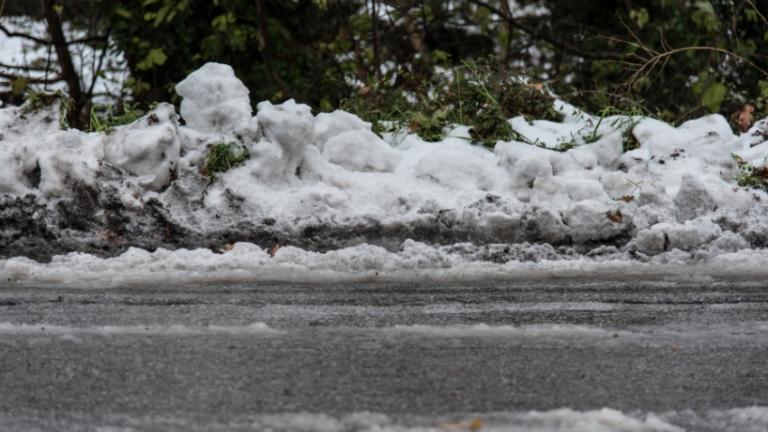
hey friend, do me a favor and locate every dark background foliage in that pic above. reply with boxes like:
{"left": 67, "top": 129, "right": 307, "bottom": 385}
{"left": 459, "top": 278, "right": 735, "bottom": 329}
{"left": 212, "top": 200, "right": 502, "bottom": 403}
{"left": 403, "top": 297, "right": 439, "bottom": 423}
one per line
{"left": 2, "top": 0, "right": 767, "bottom": 129}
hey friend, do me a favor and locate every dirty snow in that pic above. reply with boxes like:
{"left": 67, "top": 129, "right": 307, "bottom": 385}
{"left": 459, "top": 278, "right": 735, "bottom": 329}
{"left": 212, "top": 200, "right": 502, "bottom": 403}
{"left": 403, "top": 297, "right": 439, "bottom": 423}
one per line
{"left": 5, "top": 241, "right": 768, "bottom": 287}
{"left": 8, "top": 407, "right": 768, "bottom": 432}
{"left": 3, "top": 62, "right": 768, "bottom": 276}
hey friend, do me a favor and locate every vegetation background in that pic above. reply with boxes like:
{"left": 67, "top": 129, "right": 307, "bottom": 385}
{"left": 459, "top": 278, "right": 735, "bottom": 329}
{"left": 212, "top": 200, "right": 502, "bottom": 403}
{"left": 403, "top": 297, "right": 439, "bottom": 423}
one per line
{"left": 2, "top": 0, "right": 768, "bottom": 137}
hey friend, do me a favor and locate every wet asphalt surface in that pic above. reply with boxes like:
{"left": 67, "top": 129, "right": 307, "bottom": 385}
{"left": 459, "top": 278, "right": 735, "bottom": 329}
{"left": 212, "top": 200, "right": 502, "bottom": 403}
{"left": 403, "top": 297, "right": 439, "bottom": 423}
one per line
{"left": 1, "top": 279, "right": 767, "bottom": 430}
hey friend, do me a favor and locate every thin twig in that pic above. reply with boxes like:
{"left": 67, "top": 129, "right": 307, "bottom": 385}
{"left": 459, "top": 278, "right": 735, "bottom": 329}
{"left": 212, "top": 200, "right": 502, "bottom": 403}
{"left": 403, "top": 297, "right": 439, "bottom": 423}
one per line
{"left": 747, "top": 0, "right": 768, "bottom": 26}
{"left": 627, "top": 46, "right": 768, "bottom": 90}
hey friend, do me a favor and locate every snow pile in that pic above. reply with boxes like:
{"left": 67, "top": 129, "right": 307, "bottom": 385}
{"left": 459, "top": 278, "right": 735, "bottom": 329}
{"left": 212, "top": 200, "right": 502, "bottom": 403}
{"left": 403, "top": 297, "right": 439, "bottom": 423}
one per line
{"left": 3, "top": 61, "right": 768, "bottom": 269}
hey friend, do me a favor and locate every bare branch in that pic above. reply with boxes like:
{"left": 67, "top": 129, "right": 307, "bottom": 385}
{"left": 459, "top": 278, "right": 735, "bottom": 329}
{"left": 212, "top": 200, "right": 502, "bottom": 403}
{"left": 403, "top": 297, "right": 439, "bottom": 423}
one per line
{"left": 0, "top": 22, "right": 49, "bottom": 44}
{"left": 0, "top": 61, "right": 55, "bottom": 72}
{"left": 465, "top": 0, "right": 625, "bottom": 62}
{"left": 86, "top": 28, "right": 112, "bottom": 100}
{"left": 626, "top": 46, "right": 768, "bottom": 90}
{"left": 0, "top": 70, "right": 63, "bottom": 84}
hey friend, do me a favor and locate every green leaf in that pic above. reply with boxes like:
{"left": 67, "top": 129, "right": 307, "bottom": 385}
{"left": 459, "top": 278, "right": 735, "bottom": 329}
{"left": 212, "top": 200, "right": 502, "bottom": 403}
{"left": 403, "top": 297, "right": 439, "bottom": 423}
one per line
{"left": 136, "top": 48, "right": 167, "bottom": 70}
{"left": 701, "top": 82, "right": 727, "bottom": 112}
{"left": 10, "top": 77, "right": 29, "bottom": 96}
{"left": 115, "top": 7, "right": 132, "bottom": 18}
{"left": 629, "top": 8, "right": 649, "bottom": 29}
{"left": 692, "top": 0, "right": 720, "bottom": 32}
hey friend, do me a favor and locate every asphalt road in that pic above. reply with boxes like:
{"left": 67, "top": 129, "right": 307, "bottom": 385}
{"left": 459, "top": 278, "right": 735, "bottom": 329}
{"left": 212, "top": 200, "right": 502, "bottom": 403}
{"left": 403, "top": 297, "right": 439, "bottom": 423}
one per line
{"left": 1, "top": 279, "right": 767, "bottom": 431}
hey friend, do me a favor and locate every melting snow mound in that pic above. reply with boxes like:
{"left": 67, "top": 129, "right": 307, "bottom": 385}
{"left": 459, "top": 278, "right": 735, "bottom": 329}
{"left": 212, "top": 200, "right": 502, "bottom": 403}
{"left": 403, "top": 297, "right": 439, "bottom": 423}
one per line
{"left": 3, "top": 62, "right": 768, "bottom": 275}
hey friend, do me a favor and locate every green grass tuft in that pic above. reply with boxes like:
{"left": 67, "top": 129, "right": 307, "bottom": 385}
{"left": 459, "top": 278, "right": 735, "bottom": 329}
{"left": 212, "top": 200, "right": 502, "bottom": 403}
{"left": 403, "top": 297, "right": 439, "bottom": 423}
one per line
{"left": 87, "top": 103, "right": 147, "bottom": 133}
{"left": 21, "top": 89, "right": 73, "bottom": 129}
{"left": 203, "top": 142, "right": 249, "bottom": 178}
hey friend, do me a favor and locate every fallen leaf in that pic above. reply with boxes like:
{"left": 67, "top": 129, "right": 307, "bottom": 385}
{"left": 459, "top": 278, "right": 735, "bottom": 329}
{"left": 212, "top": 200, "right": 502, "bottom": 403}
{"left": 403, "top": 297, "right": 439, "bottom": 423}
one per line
{"left": 469, "top": 418, "right": 485, "bottom": 431}
{"left": 220, "top": 243, "right": 235, "bottom": 253}
{"left": 358, "top": 86, "right": 372, "bottom": 97}
{"left": 606, "top": 209, "right": 623, "bottom": 223}
{"left": 731, "top": 104, "right": 756, "bottom": 133}
{"left": 619, "top": 195, "right": 635, "bottom": 203}
{"left": 438, "top": 418, "right": 484, "bottom": 431}
{"left": 528, "top": 82, "right": 544, "bottom": 92}
{"left": 268, "top": 242, "right": 280, "bottom": 257}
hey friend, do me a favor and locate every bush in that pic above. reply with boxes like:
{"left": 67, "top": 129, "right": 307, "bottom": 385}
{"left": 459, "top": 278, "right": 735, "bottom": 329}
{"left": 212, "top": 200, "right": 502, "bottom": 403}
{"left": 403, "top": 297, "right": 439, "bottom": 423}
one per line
{"left": 342, "top": 60, "right": 562, "bottom": 147}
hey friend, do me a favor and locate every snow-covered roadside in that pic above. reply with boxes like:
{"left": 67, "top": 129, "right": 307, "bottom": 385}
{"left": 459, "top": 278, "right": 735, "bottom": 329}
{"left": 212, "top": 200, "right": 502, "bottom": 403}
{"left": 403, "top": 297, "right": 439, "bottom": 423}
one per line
{"left": 2, "top": 62, "right": 768, "bottom": 275}
{"left": 5, "top": 407, "right": 768, "bottom": 432}
{"left": 4, "top": 241, "right": 768, "bottom": 287}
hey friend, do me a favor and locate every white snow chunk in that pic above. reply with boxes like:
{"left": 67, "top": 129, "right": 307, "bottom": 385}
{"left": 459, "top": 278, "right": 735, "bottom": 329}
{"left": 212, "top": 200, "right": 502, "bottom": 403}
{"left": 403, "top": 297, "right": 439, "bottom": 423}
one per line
{"left": 533, "top": 176, "right": 610, "bottom": 207}
{"left": 102, "top": 103, "right": 180, "bottom": 190}
{"left": 678, "top": 114, "right": 735, "bottom": 141}
{"left": 673, "top": 174, "right": 717, "bottom": 222}
{"left": 736, "top": 119, "right": 768, "bottom": 150}
{"left": 737, "top": 140, "right": 768, "bottom": 167}
{"left": 495, "top": 141, "right": 555, "bottom": 188}
{"left": 0, "top": 98, "right": 104, "bottom": 198}
{"left": 563, "top": 200, "right": 628, "bottom": 243}
{"left": 629, "top": 220, "right": 722, "bottom": 255}
{"left": 175, "top": 62, "right": 252, "bottom": 133}
{"left": 566, "top": 132, "right": 624, "bottom": 169}
{"left": 414, "top": 148, "right": 501, "bottom": 190}
{"left": 314, "top": 110, "right": 371, "bottom": 151}
{"left": 323, "top": 129, "right": 401, "bottom": 172}
{"left": 255, "top": 99, "right": 315, "bottom": 179}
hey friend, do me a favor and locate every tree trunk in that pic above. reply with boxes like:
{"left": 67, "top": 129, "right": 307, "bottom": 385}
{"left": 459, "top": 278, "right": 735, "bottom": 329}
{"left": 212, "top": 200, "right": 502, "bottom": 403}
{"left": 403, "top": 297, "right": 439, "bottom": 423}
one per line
{"left": 42, "top": 0, "right": 84, "bottom": 128}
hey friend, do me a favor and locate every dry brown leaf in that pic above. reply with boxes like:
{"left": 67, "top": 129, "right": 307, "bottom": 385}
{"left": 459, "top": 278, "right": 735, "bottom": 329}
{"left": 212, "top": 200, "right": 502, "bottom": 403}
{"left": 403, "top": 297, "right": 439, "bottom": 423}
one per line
{"left": 438, "top": 418, "right": 485, "bottom": 431}
{"left": 220, "top": 243, "right": 235, "bottom": 253}
{"left": 469, "top": 417, "right": 485, "bottom": 431}
{"left": 619, "top": 195, "right": 635, "bottom": 203}
{"left": 268, "top": 243, "right": 280, "bottom": 257}
{"left": 606, "top": 209, "right": 623, "bottom": 223}
{"left": 358, "top": 86, "right": 372, "bottom": 97}
{"left": 731, "top": 104, "right": 756, "bottom": 133}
